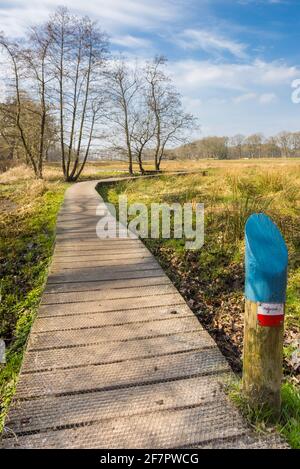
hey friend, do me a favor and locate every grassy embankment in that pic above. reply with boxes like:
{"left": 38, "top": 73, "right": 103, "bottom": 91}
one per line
{"left": 0, "top": 172, "right": 67, "bottom": 430}
{"left": 98, "top": 159, "right": 300, "bottom": 448}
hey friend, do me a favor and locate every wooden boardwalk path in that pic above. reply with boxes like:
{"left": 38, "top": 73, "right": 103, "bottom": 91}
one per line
{"left": 2, "top": 180, "right": 287, "bottom": 448}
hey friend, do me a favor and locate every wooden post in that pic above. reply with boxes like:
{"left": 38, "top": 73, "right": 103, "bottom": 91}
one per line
{"left": 243, "top": 214, "right": 288, "bottom": 418}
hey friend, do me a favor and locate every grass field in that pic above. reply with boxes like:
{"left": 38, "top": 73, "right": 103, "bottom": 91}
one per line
{"left": 1, "top": 158, "right": 300, "bottom": 445}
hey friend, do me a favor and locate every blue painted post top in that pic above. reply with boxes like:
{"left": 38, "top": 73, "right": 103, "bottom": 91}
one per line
{"left": 245, "top": 213, "right": 288, "bottom": 303}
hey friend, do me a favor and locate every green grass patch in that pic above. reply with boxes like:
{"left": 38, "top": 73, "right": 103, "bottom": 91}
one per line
{"left": 0, "top": 180, "right": 67, "bottom": 430}
{"left": 228, "top": 379, "right": 300, "bottom": 448}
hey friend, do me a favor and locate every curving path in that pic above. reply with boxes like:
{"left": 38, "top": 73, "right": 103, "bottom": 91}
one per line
{"left": 2, "top": 180, "right": 287, "bottom": 448}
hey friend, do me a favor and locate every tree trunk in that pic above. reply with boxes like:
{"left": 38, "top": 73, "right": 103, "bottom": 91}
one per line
{"left": 59, "top": 30, "right": 66, "bottom": 179}
{"left": 137, "top": 151, "right": 144, "bottom": 174}
{"left": 37, "top": 51, "right": 47, "bottom": 180}
{"left": 124, "top": 113, "right": 133, "bottom": 174}
{"left": 67, "top": 41, "right": 82, "bottom": 178}
{"left": 68, "top": 112, "right": 96, "bottom": 182}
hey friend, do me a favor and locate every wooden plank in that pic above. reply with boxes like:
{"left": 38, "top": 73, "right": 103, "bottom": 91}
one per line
{"left": 2, "top": 402, "right": 249, "bottom": 449}
{"left": 44, "top": 275, "right": 171, "bottom": 293}
{"left": 29, "top": 316, "right": 202, "bottom": 349}
{"left": 47, "top": 267, "right": 163, "bottom": 284}
{"left": 50, "top": 256, "right": 155, "bottom": 269}
{"left": 41, "top": 284, "right": 176, "bottom": 305}
{"left": 14, "top": 349, "right": 230, "bottom": 399}
{"left": 5, "top": 375, "right": 229, "bottom": 434}
{"left": 38, "top": 293, "right": 186, "bottom": 316}
{"left": 31, "top": 305, "right": 193, "bottom": 332}
{"left": 22, "top": 331, "right": 216, "bottom": 372}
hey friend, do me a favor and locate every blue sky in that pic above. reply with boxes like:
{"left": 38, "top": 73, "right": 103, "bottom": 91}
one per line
{"left": 1, "top": 0, "right": 300, "bottom": 137}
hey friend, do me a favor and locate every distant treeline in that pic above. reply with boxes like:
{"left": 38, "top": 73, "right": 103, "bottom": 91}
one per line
{"left": 167, "top": 132, "right": 300, "bottom": 160}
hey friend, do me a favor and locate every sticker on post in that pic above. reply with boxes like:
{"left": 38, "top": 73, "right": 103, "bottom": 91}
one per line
{"left": 257, "top": 303, "right": 284, "bottom": 327}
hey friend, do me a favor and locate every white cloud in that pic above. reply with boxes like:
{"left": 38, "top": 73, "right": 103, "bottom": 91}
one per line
{"left": 0, "top": 0, "right": 181, "bottom": 36}
{"left": 0, "top": 48, "right": 11, "bottom": 101}
{"left": 111, "top": 35, "right": 152, "bottom": 49}
{"left": 233, "top": 92, "right": 257, "bottom": 103}
{"left": 238, "top": 0, "right": 283, "bottom": 3}
{"left": 168, "top": 59, "right": 299, "bottom": 94}
{"left": 166, "top": 58, "right": 299, "bottom": 137}
{"left": 233, "top": 92, "right": 277, "bottom": 104}
{"left": 259, "top": 92, "right": 277, "bottom": 103}
{"left": 176, "top": 29, "right": 247, "bottom": 58}
{"left": 182, "top": 96, "right": 202, "bottom": 113}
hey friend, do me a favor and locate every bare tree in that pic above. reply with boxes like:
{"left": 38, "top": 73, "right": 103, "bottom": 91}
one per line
{"left": 244, "top": 133, "right": 264, "bottom": 158}
{"left": 23, "top": 26, "right": 53, "bottom": 175}
{"left": 0, "top": 100, "right": 21, "bottom": 162}
{"left": 131, "top": 106, "right": 156, "bottom": 174}
{"left": 195, "top": 136, "right": 228, "bottom": 159}
{"left": 0, "top": 94, "right": 57, "bottom": 165}
{"left": 230, "top": 134, "right": 245, "bottom": 159}
{"left": 0, "top": 35, "right": 51, "bottom": 178}
{"left": 289, "top": 131, "right": 300, "bottom": 157}
{"left": 105, "top": 58, "right": 140, "bottom": 174}
{"left": 156, "top": 106, "right": 196, "bottom": 168}
{"left": 145, "top": 56, "right": 196, "bottom": 170}
{"left": 47, "top": 7, "right": 108, "bottom": 181}
{"left": 265, "top": 136, "right": 281, "bottom": 158}
{"left": 276, "top": 131, "right": 291, "bottom": 158}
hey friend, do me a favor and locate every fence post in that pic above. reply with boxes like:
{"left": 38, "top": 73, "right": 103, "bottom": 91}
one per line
{"left": 243, "top": 213, "right": 288, "bottom": 417}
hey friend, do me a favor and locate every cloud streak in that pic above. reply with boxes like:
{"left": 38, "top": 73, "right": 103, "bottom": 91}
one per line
{"left": 111, "top": 35, "right": 152, "bottom": 50}
{"left": 175, "top": 29, "right": 248, "bottom": 58}
{"left": 169, "top": 59, "right": 299, "bottom": 92}
{"left": 0, "top": 0, "right": 181, "bottom": 36}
